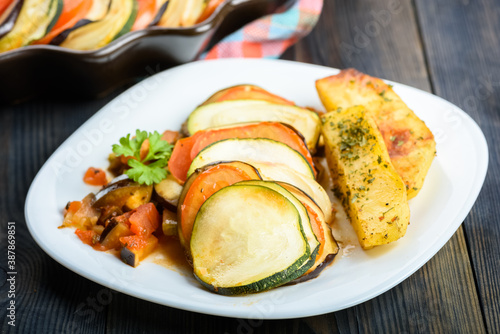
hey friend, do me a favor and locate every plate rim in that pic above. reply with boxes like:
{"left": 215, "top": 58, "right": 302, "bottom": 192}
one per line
{"left": 24, "top": 58, "right": 489, "bottom": 319}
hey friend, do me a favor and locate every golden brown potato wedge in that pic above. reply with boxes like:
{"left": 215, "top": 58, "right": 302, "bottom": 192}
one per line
{"left": 321, "top": 106, "right": 410, "bottom": 249}
{"left": 316, "top": 69, "right": 436, "bottom": 199}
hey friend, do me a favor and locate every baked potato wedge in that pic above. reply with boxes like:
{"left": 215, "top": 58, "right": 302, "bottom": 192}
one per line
{"left": 316, "top": 69, "right": 436, "bottom": 199}
{"left": 321, "top": 106, "right": 410, "bottom": 249}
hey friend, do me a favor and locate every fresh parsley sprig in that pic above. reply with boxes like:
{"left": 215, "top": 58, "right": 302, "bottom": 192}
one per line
{"left": 112, "top": 130, "right": 173, "bottom": 185}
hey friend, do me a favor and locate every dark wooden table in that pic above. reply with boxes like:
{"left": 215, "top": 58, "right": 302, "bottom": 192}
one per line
{"left": 1, "top": 0, "right": 499, "bottom": 333}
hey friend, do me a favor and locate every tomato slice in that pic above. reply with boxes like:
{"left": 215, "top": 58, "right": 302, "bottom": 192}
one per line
{"left": 302, "top": 201, "right": 325, "bottom": 271}
{"left": 131, "top": 0, "right": 156, "bottom": 31}
{"left": 167, "top": 136, "right": 197, "bottom": 183}
{"left": 75, "top": 229, "right": 99, "bottom": 247}
{"left": 34, "top": 0, "right": 93, "bottom": 45}
{"left": 202, "top": 85, "right": 295, "bottom": 106}
{"left": 179, "top": 164, "right": 259, "bottom": 246}
{"left": 168, "top": 122, "right": 315, "bottom": 182}
{"left": 0, "top": 0, "right": 15, "bottom": 17}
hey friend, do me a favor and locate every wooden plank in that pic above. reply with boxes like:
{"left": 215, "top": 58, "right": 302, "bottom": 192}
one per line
{"left": 415, "top": 0, "right": 500, "bottom": 332}
{"left": 292, "top": 0, "right": 430, "bottom": 89}
{"left": 286, "top": 0, "right": 486, "bottom": 332}
{"left": 0, "top": 97, "right": 118, "bottom": 334}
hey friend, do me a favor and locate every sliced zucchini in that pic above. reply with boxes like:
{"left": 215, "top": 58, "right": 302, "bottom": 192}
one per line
{"left": 278, "top": 182, "right": 339, "bottom": 279}
{"left": 85, "top": 0, "right": 112, "bottom": 21}
{"left": 177, "top": 161, "right": 262, "bottom": 249}
{"left": 60, "top": 0, "right": 137, "bottom": 50}
{"left": 157, "top": 0, "right": 182, "bottom": 27}
{"left": 157, "top": 0, "right": 205, "bottom": 27}
{"left": 250, "top": 162, "right": 333, "bottom": 224}
{"left": 191, "top": 184, "right": 310, "bottom": 295}
{"left": 187, "top": 138, "right": 315, "bottom": 179}
{"left": 186, "top": 100, "right": 321, "bottom": 151}
{"left": 177, "top": 161, "right": 262, "bottom": 220}
{"left": 50, "top": 0, "right": 111, "bottom": 45}
{"left": 0, "top": 0, "right": 62, "bottom": 52}
{"left": 181, "top": 0, "right": 206, "bottom": 26}
{"left": 236, "top": 180, "right": 320, "bottom": 272}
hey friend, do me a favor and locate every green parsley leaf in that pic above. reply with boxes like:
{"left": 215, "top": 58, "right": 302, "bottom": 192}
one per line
{"left": 112, "top": 130, "right": 173, "bottom": 185}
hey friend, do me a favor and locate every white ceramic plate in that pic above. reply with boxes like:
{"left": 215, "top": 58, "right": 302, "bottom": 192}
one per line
{"left": 25, "top": 59, "right": 488, "bottom": 319}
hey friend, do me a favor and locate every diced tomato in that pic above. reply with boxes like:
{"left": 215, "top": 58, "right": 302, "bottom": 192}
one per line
{"left": 64, "top": 200, "right": 82, "bottom": 217}
{"left": 128, "top": 203, "right": 160, "bottom": 237}
{"left": 132, "top": 0, "right": 157, "bottom": 31}
{"left": 168, "top": 122, "right": 315, "bottom": 182}
{"left": 83, "top": 167, "right": 108, "bottom": 186}
{"left": 120, "top": 234, "right": 148, "bottom": 250}
{"left": 34, "top": 0, "right": 93, "bottom": 44}
{"left": 196, "top": 0, "right": 225, "bottom": 24}
{"left": 75, "top": 229, "right": 99, "bottom": 246}
{"left": 113, "top": 211, "right": 135, "bottom": 227}
{"left": 180, "top": 164, "right": 258, "bottom": 245}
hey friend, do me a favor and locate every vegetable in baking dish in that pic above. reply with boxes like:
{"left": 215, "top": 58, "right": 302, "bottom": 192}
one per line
{"left": 0, "top": 0, "right": 225, "bottom": 52}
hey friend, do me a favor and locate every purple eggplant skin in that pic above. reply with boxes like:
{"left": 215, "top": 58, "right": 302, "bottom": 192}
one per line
{"left": 121, "top": 247, "right": 139, "bottom": 267}
{"left": 0, "top": 0, "right": 24, "bottom": 39}
{"left": 92, "top": 174, "right": 153, "bottom": 210}
{"left": 148, "top": 0, "right": 169, "bottom": 27}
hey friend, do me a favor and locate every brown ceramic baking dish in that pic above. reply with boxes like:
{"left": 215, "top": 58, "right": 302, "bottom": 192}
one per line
{"left": 0, "top": 0, "right": 294, "bottom": 104}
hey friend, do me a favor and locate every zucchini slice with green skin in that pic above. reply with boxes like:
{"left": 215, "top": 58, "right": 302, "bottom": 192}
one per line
{"left": 157, "top": 0, "right": 205, "bottom": 27}
{"left": 180, "top": 0, "right": 206, "bottom": 26}
{"left": 191, "top": 184, "right": 310, "bottom": 295}
{"left": 60, "top": 0, "right": 137, "bottom": 50}
{"left": 250, "top": 162, "right": 333, "bottom": 223}
{"left": 0, "top": 0, "right": 62, "bottom": 52}
{"left": 177, "top": 161, "right": 263, "bottom": 250}
{"left": 85, "top": 0, "right": 112, "bottom": 21}
{"left": 235, "top": 180, "right": 319, "bottom": 275}
{"left": 158, "top": 0, "right": 183, "bottom": 27}
{"left": 187, "top": 100, "right": 321, "bottom": 151}
{"left": 277, "top": 182, "right": 339, "bottom": 280}
{"left": 187, "top": 138, "right": 315, "bottom": 179}
{"left": 50, "top": 0, "right": 111, "bottom": 46}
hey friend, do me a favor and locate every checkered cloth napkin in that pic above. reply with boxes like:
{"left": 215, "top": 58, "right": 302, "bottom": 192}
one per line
{"left": 201, "top": 0, "right": 323, "bottom": 59}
